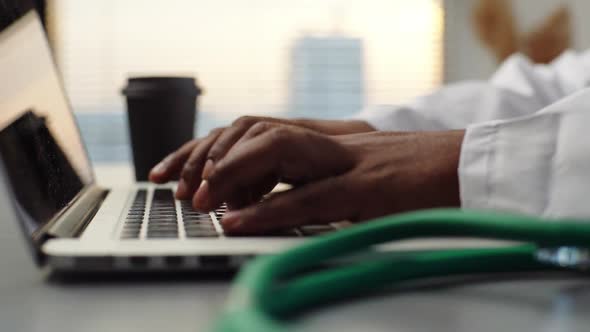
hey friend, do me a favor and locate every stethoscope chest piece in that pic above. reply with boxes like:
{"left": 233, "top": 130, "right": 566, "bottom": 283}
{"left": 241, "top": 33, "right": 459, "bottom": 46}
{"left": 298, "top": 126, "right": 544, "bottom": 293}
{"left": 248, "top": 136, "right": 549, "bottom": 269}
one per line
{"left": 536, "top": 247, "right": 590, "bottom": 270}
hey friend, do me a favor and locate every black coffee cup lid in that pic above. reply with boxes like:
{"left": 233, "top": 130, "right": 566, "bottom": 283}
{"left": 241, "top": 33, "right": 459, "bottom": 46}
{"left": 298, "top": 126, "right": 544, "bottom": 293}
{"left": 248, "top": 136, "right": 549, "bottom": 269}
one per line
{"left": 122, "top": 76, "right": 202, "bottom": 97}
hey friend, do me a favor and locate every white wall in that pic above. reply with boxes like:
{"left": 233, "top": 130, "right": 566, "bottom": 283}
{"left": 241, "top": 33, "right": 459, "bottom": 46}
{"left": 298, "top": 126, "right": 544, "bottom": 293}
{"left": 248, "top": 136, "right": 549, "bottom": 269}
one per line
{"left": 444, "top": 0, "right": 590, "bottom": 82}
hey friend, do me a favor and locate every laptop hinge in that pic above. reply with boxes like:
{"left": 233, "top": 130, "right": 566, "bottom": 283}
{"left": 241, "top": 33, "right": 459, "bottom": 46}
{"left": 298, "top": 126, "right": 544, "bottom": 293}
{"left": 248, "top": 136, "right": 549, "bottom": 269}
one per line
{"left": 46, "top": 185, "right": 109, "bottom": 238}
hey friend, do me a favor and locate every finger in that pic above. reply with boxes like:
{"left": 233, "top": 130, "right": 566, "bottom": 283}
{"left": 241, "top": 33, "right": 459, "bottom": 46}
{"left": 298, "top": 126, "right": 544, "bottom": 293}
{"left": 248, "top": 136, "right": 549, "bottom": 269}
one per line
{"left": 149, "top": 140, "right": 199, "bottom": 183}
{"left": 191, "top": 132, "right": 282, "bottom": 211}
{"left": 215, "top": 122, "right": 297, "bottom": 188}
{"left": 176, "top": 128, "right": 224, "bottom": 199}
{"left": 219, "top": 122, "right": 292, "bottom": 199}
{"left": 206, "top": 117, "right": 297, "bottom": 167}
{"left": 221, "top": 176, "right": 358, "bottom": 235}
{"left": 194, "top": 128, "right": 352, "bottom": 211}
{"left": 232, "top": 121, "right": 285, "bottom": 147}
{"left": 225, "top": 175, "right": 278, "bottom": 210}
{"left": 205, "top": 117, "right": 260, "bottom": 163}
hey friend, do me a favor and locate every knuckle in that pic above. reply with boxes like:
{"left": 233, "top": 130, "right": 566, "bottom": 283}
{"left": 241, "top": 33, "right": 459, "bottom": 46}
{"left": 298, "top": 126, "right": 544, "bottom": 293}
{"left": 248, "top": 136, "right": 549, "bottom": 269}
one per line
{"left": 268, "top": 126, "right": 294, "bottom": 145}
{"left": 232, "top": 115, "right": 258, "bottom": 128}
{"left": 205, "top": 129, "right": 227, "bottom": 160}
{"left": 180, "top": 161, "right": 196, "bottom": 180}
{"left": 207, "top": 146, "right": 221, "bottom": 160}
{"left": 248, "top": 121, "right": 274, "bottom": 135}
{"left": 207, "top": 141, "right": 223, "bottom": 159}
{"left": 178, "top": 139, "right": 197, "bottom": 152}
{"left": 210, "top": 159, "right": 228, "bottom": 181}
{"left": 209, "top": 127, "right": 225, "bottom": 136}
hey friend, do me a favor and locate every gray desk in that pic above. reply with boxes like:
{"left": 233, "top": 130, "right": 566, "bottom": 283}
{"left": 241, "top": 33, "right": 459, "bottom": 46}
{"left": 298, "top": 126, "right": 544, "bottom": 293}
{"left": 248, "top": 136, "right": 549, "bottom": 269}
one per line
{"left": 1, "top": 165, "right": 590, "bottom": 332}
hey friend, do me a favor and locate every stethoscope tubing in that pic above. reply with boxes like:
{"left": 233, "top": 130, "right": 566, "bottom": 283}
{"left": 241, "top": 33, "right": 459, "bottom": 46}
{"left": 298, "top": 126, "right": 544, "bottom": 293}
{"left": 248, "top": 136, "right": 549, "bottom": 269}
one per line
{"left": 212, "top": 209, "right": 590, "bottom": 332}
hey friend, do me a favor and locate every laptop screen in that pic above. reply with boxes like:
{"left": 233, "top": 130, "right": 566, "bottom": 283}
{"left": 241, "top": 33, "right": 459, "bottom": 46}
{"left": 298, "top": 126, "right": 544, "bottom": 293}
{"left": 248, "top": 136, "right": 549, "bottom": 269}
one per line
{"left": 0, "top": 11, "right": 94, "bottom": 239}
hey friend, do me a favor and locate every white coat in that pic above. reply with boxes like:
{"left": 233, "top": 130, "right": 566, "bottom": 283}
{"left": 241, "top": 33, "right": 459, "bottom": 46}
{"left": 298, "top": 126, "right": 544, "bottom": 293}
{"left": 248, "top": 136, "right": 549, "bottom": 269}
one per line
{"left": 355, "top": 51, "right": 590, "bottom": 219}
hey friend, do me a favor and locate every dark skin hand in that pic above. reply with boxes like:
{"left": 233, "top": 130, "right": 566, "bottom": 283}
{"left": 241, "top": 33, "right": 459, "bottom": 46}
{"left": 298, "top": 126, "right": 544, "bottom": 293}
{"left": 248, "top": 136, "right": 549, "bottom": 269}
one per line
{"left": 149, "top": 116, "right": 375, "bottom": 198}
{"left": 150, "top": 116, "right": 464, "bottom": 235}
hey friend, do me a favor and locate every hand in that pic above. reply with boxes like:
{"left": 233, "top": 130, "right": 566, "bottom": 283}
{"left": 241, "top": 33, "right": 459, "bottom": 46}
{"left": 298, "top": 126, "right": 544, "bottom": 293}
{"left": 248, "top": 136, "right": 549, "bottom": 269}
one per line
{"left": 190, "top": 123, "right": 464, "bottom": 234}
{"left": 148, "top": 116, "right": 374, "bottom": 199}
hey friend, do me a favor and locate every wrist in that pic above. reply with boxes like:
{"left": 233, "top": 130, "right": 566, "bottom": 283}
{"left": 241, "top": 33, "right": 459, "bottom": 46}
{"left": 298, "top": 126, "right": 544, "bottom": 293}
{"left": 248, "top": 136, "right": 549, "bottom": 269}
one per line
{"left": 434, "top": 130, "right": 465, "bottom": 207}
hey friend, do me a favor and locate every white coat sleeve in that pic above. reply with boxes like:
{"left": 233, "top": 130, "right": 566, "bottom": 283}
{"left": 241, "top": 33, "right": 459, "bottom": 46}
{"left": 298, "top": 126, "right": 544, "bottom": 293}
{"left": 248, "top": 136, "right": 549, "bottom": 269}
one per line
{"left": 354, "top": 51, "right": 590, "bottom": 131}
{"left": 460, "top": 88, "right": 590, "bottom": 219}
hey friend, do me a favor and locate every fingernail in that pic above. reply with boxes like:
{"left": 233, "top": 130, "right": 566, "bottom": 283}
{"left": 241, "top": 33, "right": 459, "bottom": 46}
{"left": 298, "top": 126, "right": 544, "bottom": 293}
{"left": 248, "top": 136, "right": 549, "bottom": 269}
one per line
{"left": 221, "top": 211, "right": 242, "bottom": 230}
{"left": 151, "top": 161, "right": 167, "bottom": 175}
{"left": 176, "top": 178, "right": 188, "bottom": 198}
{"left": 193, "top": 180, "right": 210, "bottom": 209}
{"left": 202, "top": 159, "right": 214, "bottom": 180}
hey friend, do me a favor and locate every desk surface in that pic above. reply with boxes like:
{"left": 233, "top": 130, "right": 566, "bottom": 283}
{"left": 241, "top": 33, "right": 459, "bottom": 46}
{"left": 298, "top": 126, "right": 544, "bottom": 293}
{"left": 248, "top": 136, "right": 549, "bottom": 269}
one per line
{"left": 1, "top": 164, "right": 590, "bottom": 332}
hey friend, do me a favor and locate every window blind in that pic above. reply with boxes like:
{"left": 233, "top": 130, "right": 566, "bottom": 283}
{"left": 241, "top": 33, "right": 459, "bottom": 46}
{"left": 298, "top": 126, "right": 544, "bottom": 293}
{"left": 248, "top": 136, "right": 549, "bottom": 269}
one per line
{"left": 47, "top": 0, "right": 443, "bottom": 161}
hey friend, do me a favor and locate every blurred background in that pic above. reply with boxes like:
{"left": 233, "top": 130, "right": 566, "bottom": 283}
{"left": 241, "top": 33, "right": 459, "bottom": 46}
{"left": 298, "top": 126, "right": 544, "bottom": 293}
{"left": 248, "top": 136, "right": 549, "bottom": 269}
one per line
{"left": 3, "top": 0, "right": 590, "bottom": 163}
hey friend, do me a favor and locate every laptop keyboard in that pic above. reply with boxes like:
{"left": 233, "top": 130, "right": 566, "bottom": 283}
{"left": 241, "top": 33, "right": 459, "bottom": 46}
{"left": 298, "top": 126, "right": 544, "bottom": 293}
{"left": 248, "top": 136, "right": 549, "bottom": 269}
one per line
{"left": 120, "top": 190, "right": 146, "bottom": 239}
{"left": 120, "top": 188, "right": 337, "bottom": 239}
{"left": 180, "top": 199, "right": 219, "bottom": 238}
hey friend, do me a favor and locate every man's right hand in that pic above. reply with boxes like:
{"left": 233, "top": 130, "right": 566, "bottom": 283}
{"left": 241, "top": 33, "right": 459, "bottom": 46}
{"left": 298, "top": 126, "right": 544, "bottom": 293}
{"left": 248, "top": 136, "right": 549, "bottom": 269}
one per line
{"left": 148, "top": 116, "right": 374, "bottom": 199}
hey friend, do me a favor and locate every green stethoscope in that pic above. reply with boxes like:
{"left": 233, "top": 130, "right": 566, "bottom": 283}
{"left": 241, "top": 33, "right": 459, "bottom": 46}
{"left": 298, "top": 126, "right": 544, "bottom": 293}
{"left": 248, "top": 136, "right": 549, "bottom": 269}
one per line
{"left": 212, "top": 209, "right": 590, "bottom": 332}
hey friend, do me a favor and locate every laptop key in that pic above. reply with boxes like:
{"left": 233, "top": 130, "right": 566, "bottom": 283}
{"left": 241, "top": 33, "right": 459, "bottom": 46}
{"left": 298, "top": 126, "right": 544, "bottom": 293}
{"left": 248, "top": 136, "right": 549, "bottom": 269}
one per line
{"left": 148, "top": 227, "right": 178, "bottom": 232}
{"left": 261, "top": 229, "right": 301, "bottom": 237}
{"left": 121, "top": 234, "right": 140, "bottom": 239}
{"left": 185, "top": 223, "right": 216, "bottom": 230}
{"left": 150, "top": 208, "right": 176, "bottom": 213}
{"left": 148, "top": 219, "right": 177, "bottom": 224}
{"left": 122, "top": 227, "right": 141, "bottom": 233}
{"left": 150, "top": 205, "right": 175, "bottom": 209}
{"left": 181, "top": 212, "right": 205, "bottom": 217}
{"left": 183, "top": 217, "right": 213, "bottom": 223}
{"left": 147, "top": 227, "right": 177, "bottom": 233}
{"left": 150, "top": 212, "right": 176, "bottom": 216}
{"left": 184, "top": 222, "right": 214, "bottom": 228}
{"left": 147, "top": 228, "right": 177, "bottom": 233}
{"left": 150, "top": 214, "right": 176, "bottom": 218}
{"left": 147, "top": 233, "right": 178, "bottom": 239}
{"left": 298, "top": 225, "right": 336, "bottom": 236}
{"left": 147, "top": 224, "right": 178, "bottom": 229}
{"left": 148, "top": 228, "right": 178, "bottom": 232}
{"left": 120, "top": 190, "right": 149, "bottom": 239}
{"left": 147, "top": 225, "right": 178, "bottom": 232}
{"left": 121, "top": 231, "right": 140, "bottom": 239}
{"left": 149, "top": 214, "right": 177, "bottom": 218}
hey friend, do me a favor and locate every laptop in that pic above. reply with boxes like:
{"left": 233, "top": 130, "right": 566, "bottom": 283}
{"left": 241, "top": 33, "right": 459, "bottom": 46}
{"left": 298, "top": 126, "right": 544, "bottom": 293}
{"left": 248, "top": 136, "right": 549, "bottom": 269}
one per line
{"left": 0, "top": 11, "right": 343, "bottom": 272}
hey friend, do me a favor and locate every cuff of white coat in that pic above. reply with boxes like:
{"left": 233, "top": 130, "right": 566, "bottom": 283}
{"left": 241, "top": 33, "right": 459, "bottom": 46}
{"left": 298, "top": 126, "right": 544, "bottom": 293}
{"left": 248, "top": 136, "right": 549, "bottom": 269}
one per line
{"left": 458, "top": 113, "right": 560, "bottom": 215}
{"left": 458, "top": 123, "right": 497, "bottom": 210}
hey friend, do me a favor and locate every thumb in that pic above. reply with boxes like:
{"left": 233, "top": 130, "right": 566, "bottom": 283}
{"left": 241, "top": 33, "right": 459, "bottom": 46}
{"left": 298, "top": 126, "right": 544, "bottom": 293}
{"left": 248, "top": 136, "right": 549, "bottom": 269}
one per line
{"left": 221, "top": 176, "right": 358, "bottom": 235}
